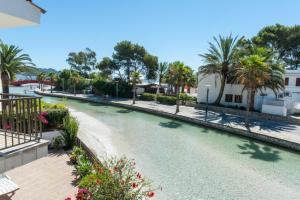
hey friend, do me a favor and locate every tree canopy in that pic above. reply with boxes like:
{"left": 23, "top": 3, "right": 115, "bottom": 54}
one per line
{"left": 66, "top": 48, "right": 97, "bottom": 77}
{"left": 253, "top": 24, "right": 300, "bottom": 69}
{"left": 98, "top": 41, "right": 158, "bottom": 81}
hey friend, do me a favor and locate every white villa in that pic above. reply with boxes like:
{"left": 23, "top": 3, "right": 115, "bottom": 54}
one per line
{"left": 197, "top": 69, "right": 300, "bottom": 116}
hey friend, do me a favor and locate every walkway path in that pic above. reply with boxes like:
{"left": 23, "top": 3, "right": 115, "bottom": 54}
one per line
{"left": 36, "top": 91, "right": 300, "bottom": 152}
{"left": 3, "top": 151, "right": 76, "bottom": 200}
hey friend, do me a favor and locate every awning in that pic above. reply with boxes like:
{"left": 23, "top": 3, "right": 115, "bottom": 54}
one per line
{"left": 0, "top": 0, "right": 45, "bottom": 28}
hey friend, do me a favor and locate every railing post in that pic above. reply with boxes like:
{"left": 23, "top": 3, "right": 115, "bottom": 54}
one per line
{"left": 38, "top": 98, "right": 42, "bottom": 139}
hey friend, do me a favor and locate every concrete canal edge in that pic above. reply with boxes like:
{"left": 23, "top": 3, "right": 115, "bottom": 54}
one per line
{"left": 35, "top": 91, "right": 300, "bottom": 153}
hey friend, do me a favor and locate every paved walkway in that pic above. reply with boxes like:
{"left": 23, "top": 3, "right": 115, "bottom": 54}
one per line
{"left": 37, "top": 91, "right": 300, "bottom": 151}
{"left": 2, "top": 151, "right": 76, "bottom": 200}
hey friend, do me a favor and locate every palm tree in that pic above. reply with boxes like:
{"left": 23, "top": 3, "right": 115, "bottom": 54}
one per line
{"left": 156, "top": 62, "right": 169, "bottom": 96}
{"left": 0, "top": 43, "right": 35, "bottom": 94}
{"left": 37, "top": 72, "right": 46, "bottom": 92}
{"left": 199, "top": 35, "right": 241, "bottom": 105}
{"left": 235, "top": 51, "right": 284, "bottom": 126}
{"left": 168, "top": 61, "right": 190, "bottom": 113}
{"left": 70, "top": 72, "right": 81, "bottom": 96}
{"left": 131, "top": 71, "right": 141, "bottom": 104}
{"left": 47, "top": 72, "right": 57, "bottom": 93}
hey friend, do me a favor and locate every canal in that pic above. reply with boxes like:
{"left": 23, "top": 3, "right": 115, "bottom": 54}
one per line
{"left": 11, "top": 86, "right": 300, "bottom": 200}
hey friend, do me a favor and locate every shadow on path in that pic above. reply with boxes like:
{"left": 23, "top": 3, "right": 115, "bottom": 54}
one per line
{"left": 194, "top": 109, "right": 297, "bottom": 134}
{"left": 237, "top": 141, "right": 281, "bottom": 162}
{"left": 159, "top": 121, "right": 182, "bottom": 129}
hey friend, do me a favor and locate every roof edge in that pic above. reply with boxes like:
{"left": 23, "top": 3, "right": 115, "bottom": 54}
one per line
{"left": 26, "top": 0, "right": 46, "bottom": 14}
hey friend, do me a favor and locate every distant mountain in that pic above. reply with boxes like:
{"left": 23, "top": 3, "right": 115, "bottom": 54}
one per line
{"left": 16, "top": 67, "right": 58, "bottom": 80}
{"left": 37, "top": 67, "right": 58, "bottom": 74}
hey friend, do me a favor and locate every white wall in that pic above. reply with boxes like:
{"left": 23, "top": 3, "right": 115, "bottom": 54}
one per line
{"left": 197, "top": 73, "right": 278, "bottom": 110}
{"left": 0, "top": 0, "right": 41, "bottom": 28}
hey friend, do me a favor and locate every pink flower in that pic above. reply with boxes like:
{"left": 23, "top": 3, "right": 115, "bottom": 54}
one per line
{"left": 41, "top": 111, "right": 48, "bottom": 116}
{"left": 37, "top": 114, "right": 48, "bottom": 125}
{"left": 131, "top": 182, "right": 138, "bottom": 189}
{"left": 4, "top": 124, "right": 11, "bottom": 130}
{"left": 137, "top": 173, "right": 142, "bottom": 179}
{"left": 147, "top": 192, "right": 155, "bottom": 198}
{"left": 65, "top": 197, "right": 71, "bottom": 200}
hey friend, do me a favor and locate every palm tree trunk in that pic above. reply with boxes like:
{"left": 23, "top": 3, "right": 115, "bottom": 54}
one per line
{"left": 74, "top": 84, "right": 76, "bottom": 96}
{"left": 214, "top": 76, "right": 226, "bottom": 105}
{"left": 133, "top": 81, "right": 136, "bottom": 104}
{"left": 246, "top": 88, "right": 251, "bottom": 128}
{"left": 249, "top": 90, "right": 256, "bottom": 111}
{"left": 51, "top": 85, "right": 53, "bottom": 93}
{"left": 1, "top": 71, "right": 10, "bottom": 95}
{"left": 176, "top": 86, "right": 180, "bottom": 113}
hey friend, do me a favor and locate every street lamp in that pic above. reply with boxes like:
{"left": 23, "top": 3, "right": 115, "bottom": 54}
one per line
{"left": 115, "top": 80, "right": 119, "bottom": 100}
{"left": 205, "top": 84, "right": 211, "bottom": 121}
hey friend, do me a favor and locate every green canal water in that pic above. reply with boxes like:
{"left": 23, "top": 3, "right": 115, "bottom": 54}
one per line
{"left": 11, "top": 87, "right": 300, "bottom": 200}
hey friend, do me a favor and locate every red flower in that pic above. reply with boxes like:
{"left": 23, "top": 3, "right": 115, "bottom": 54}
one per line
{"left": 38, "top": 114, "right": 48, "bottom": 125}
{"left": 4, "top": 124, "right": 11, "bottom": 130}
{"left": 147, "top": 192, "right": 155, "bottom": 198}
{"left": 98, "top": 168, "right": 104, "bottom": 174}
{"left": 96, "top": 179, "right": 102, "bottom": 185}
{"left": 65, "top": 197, "right": 71, "bottom": 200}
{"left": 137, "top": 173, "right": 142, "bottom": 179}
{"left": 131, "top": 182, "right": 138, "bottom": 189}
{"left": 41, "top": 111, "right": 48, "bottom": 116}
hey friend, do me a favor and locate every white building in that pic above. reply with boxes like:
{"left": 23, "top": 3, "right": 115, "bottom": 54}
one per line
{"left": 197, "top": 69, "right": 300, "bottom": 116}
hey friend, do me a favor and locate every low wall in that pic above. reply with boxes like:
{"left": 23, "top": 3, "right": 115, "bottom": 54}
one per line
{"left": 35, "top": 91, "right": 300, "bottom": 152}
{"left": 0, "top": 140, "right": 49, "bottom": 173}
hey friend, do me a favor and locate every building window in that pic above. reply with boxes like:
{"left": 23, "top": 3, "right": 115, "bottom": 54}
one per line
{"left": 285, "top": 77, "right": 289, "bottom": 86}
{"left": 234, "top": 95, "right": 243, "bottom": 103}
{"left": 296, "top": 78, "right": 300, "bottom": 86}
{"left": 225, "top": 94, "right": 233, "bottom": 102}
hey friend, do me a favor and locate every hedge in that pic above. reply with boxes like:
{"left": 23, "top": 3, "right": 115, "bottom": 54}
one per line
{"left": 43, "top": 108, "right": 69, "bottom": 130}
{"left": 92, "top": 80, "right": 132, "bottom": 98}
{"left": 141, "top": 93, "right": 196, "bottom": 105}
{"left": 157, "top": 95, "right": 177, "bottom": 105}
{"left": 140, "top": 93, "right": 156, "bottom": 101}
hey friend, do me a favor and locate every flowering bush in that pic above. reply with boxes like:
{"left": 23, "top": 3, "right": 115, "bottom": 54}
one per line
{"left": 38, "top": 111, "right": 48, "bottom": 125}
{"left": 68, "top": 147, "right": 158, "bottom": 200}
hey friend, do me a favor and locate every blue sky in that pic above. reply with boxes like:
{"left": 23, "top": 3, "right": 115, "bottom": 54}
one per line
{"left": 1, "top": 0, "right": 300, "bottom": 71}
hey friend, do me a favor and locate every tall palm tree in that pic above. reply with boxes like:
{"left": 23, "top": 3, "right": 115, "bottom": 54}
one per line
{"left": 235, "top": 51, "right": 284, "bottom": 126}
{"left": 0, "top": 43, "right": 35, "bottom": 94}
{"left": 70, "top": 72, "right": 81, "bottom": 96}
{"left": 37, "top": 72, "right": 46, "bottom": 92}
{"left": 168, "top": 61, "right": 190, "bottom": 113}
{"left": 131, "top": 71, "right": 141, "bottom": 104}
{"left": 156, "top": 62, "right": 169, "bottom": 95}
{"left": 47, "top": 72, "right": 57, "bottom": 93}
{"left": 199, "top": 35, "right": 241, "bottom": 105}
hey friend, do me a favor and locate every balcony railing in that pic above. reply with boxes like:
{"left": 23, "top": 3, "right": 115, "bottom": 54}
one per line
{"left": 0, "top": 93, "right": 42, "bottom": 150}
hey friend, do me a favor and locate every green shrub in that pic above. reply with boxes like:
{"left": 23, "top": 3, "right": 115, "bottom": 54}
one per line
{"left": 77, "top": 156, "right": 157, "bottom": 200}
{"left": 70, "top": 146, "right": 85, "bottom": 164}
{"left": 140, "top": 93, "right": 156, "bottom": 101}
{"left": 179, "top": 93, "right": 197, "bottom": 104}
{"left": 157, "top": 95, "right": 177, "bottom": 105}
{"left": 41, "top": 100, "right": 66, "bottom": 110}
{"left": 43, "top": 108, "right": 69, "bottom": 130}
{"left": 62, "top": 115, "right": 79, "bottom": 149}
{"left": 76, "top": 154, "right": 93, "bottom": 178}
{"left": 51, "top": 136, "right": 64, "bottom": 150}
{"left": 92, "top": 79, "right": 132, "bottom": 98}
